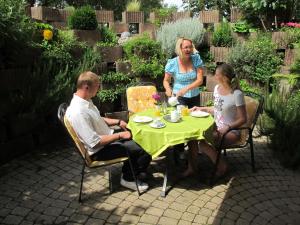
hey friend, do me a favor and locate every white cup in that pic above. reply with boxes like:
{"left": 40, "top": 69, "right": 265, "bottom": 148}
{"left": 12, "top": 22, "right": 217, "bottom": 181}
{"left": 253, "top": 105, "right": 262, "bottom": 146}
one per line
{"left": 171, "top": 110, "right": 180, "bottom": 122}
{"left": 168, "top": 96, "right": 178, "bottom": 107}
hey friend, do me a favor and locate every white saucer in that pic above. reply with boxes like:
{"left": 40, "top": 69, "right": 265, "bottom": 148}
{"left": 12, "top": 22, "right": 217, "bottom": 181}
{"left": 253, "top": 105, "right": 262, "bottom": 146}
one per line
{"left": 149, "top": 122, "right": 166, "bottom": 129}
{"left": 190, "top": 111, "right": 210, "bottom": 118}
{"left": 132, "top": 116, "right": 153, "bottom": 123}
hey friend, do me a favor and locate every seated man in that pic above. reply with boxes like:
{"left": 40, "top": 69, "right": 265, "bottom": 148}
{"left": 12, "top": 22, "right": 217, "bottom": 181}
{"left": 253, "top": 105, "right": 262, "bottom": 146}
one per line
{"left": 65, "top": 71, "right": 151, "bottom": 191}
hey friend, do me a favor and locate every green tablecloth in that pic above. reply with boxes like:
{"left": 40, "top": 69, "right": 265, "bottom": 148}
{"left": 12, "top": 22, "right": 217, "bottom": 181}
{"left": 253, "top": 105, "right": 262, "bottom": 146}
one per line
{"left": 127, "top": 109, "right": 214, "bottom": 158}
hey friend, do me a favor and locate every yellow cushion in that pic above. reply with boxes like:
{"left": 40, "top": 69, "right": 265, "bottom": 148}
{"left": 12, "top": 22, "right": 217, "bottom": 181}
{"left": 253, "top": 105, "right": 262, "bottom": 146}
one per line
{"left": 127, "top": 86, "right": 157, "bottom": 113}
{"left": 240, "top": 96, "right": 259, "bottom": 143}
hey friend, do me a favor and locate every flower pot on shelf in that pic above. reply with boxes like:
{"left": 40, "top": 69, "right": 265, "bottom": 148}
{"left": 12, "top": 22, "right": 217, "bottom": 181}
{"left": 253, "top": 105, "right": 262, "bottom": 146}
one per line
{"left": 199, "top": 10, "right": 220, "bottom": 24}
{"left": 96, "top": 46, "right": 123, "bottom": 63}
{"left": 110, "top": 22, "right": 129, "bottom": 35}
{"left": 31, "top": 6, "right": 61, "bottom": 22}
{"left": 95, "top": 10, "right": 114, "bottom": 23}
{"left": 122, "top": 11, "right": 144, "bottom": 23}
{"left": 73, "top": 29, "right": 101, "bottom": 46}
{"left": 210, "top": 46, "right": 231, "bottom": 63}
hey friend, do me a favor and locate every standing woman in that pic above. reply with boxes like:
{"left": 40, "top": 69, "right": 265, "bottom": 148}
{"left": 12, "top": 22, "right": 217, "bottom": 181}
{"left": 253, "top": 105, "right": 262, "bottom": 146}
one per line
{"left": 163, "top": 37, "right": 204, "bottom": 108}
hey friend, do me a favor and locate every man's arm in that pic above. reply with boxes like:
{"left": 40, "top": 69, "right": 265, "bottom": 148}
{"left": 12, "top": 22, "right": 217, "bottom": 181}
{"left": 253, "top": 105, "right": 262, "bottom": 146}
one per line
{"left": 103, "top": 117, "right": 128, "bottom": 130}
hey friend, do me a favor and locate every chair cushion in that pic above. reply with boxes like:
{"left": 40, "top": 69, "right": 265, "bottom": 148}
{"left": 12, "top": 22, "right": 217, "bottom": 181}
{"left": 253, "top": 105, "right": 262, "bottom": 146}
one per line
{"left": 239, "top": 96, "right": 259, "bottom": 143}
{"left": 127, "top": 86, "right": 157, "bottom": 113}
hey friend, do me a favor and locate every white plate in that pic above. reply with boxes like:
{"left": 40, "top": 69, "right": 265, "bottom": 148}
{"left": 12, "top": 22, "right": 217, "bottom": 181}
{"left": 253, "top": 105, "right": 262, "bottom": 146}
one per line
{"left": 132, "top": 116, "right": 153, "bottom": 123}
{"left": 149, "top": 122, "right": 166, "bottom": 129}
{"left": 190, "top": 111, "right": 210, "bottom": 118}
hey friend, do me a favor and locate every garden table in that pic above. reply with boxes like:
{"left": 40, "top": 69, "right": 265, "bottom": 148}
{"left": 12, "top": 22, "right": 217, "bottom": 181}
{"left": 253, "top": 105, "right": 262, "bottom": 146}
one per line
{"left": 127, "top": 108, "right": 214, "bottom": 196}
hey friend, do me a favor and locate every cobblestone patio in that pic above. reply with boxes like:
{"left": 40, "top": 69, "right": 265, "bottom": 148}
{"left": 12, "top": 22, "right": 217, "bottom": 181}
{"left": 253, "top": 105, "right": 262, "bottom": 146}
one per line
{"left": 1, "top": 136, "right": 300, "bottom": 225}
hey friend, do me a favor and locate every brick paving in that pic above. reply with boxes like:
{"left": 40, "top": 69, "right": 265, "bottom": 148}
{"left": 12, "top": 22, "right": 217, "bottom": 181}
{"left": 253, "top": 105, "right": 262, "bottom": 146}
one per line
{"left": 0, "top": 136, "right": 300, "bottom": 225}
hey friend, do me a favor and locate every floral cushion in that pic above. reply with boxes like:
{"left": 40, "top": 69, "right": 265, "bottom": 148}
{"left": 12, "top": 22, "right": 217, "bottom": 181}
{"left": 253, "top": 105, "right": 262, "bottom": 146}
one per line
{"left": 126, "top": 86, "right": 157, "bottom": 113}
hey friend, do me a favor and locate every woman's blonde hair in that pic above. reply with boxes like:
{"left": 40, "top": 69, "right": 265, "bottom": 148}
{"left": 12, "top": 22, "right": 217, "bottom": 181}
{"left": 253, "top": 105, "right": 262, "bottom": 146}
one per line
{"left": 216, "top": 63, "right": 240, "bottom": 91}
{"left": 175, "top": 37, "right": 198, "bottom": 59}
{"left": 77, "top": 71, "right": 100, "bottom": 89}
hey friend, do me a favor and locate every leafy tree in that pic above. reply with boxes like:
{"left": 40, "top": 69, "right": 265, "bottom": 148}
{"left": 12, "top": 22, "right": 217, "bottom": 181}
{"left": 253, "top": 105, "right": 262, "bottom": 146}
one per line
{"left": 236, "top": 0, "right": 300, "bottom": 30}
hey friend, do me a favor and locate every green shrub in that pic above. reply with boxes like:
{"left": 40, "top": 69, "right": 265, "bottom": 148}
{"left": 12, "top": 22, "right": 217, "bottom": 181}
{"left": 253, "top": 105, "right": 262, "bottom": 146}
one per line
{"left": 265, "top": 90, "right": 300, "bottom": 169}
{"left": 156, "top": 18, "right": 205, "bottom": 58}
{"left": 232, "top": 21, "right": 251, "bottom": 33}
{"left": 153, "top": 7, "right": 175, "bottom": 27}
{"left": 97, "top": 26, "right": 118, "bottom": 47}
{"left": 212, "top": 21, "right": 234, "bottom": 47}
{"left": 239, "top": 79, "right": 262, "bottom": 94}
{"left": 228, "top": 34, "right": 282, "bottom": 85}
{"left": 123, "top": 33, "right": 166, "bottom": 80}
{"left": 123, "top": 33, "right": 162, "bottom": 59}
{"left": 97, "top": 72, "right": 133, "bottom": 103}
{"left": 68, "top": 6, "right": 98, "bottom": 30}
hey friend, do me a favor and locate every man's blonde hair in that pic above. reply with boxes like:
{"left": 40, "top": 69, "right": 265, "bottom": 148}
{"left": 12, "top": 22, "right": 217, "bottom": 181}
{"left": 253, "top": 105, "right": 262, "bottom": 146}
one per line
{"left": 175, "top": 37, "right": 198, "bottom": 59}
{"left": 76, "top": 71, "right": 100, "bottom": 89}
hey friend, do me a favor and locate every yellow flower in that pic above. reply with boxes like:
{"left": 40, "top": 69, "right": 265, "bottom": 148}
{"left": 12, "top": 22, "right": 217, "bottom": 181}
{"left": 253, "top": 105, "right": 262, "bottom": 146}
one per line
{"left": 43, "top": 29, "right": 53, "bottom": 41}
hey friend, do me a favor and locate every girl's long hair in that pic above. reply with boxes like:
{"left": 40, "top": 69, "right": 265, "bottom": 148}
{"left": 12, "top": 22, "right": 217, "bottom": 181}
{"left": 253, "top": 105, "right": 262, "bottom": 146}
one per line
{"left": 216, "top": 63, "right": 240, "bottom": 91}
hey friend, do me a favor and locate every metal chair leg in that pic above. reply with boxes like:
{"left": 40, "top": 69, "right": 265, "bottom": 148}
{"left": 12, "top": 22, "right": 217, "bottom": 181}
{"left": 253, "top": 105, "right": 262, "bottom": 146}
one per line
{"left": 249, "top": 134, "right": 256, "bottom": 172}
{"left": 126, "top": 152, "right": 141, "bottom": 196}
{"left": 109, "top": 167, "right": 113, "bottom": 194}
{"left": 210, "top": 149, "right": 222, "bottom": 186}
{"left": 79, "top": 161, "right": 86, "bottom": 203}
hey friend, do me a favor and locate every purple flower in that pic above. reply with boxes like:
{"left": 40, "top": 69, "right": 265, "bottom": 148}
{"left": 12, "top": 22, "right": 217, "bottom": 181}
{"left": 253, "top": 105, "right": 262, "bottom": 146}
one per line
{"left": 152, "top": 93, "right": 161, "bottom": 101}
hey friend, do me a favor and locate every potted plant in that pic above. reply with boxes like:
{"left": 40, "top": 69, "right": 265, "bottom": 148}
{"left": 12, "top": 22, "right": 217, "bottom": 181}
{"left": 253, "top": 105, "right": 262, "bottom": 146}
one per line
{"left": 68, "top": 6, "right": 100, "bottom": 46}
{"left": 230, "top": 7, "right": 243, "bottom": 23}
{"left": 96, "top": 26, "right": 123, "bottom": 63}
{"left": 210, "top": 21, "right": 233, "bottom": 63}
{"left": 122, "top": 0, "right": 144, "bottom": 24}
{"left": 232, "top": 20, "right": 251, "bottom": 43}
{"left": 96, "top": 72, "right": 133, "bottom": 113}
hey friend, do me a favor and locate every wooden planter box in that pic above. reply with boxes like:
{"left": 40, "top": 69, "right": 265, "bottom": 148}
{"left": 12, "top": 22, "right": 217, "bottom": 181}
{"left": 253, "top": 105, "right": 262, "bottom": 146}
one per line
{"left": 139, "top": 23, "right": 156, "bottom": 38}
{"left": 205, "top": 74, "right": 218, "bottom": 92}
{"left": 116, "top": 61, "right": 132, "bottom": 75}
{"left": 97, "top": 46, "right": 123, "bottom": 63}
{"left": 110, "top": 22, "right": 129, "bottom": 34}
{"left": 31, "top": 6, "right": 61, "bottom": 21}
{"left": 284, "top": 48, "right": 297, "bottom": 66}
{"left": 95, "top": 10, "right": 114, "bottom": 23}
{"left": 171, "top": 11, "right": 191, "bottom": 21}
{"left": 50, "top": 21, "right": 67, "bottom": 29}
{"left": 199, "top": 10, "right": 220, "bottom": 23}
{"left": 149, "top": 12, "right": 172, "bottom": 24}
{"left": 73, "top": 30, "right": 101, "bottom": 46}
{"left": 58, "top": 9, "right": 72, "bottom": 22}
{"left": 232, "top": 32, "right": 249, "bottom": 43}
{"left": 210, "top": 46, "right": 231, "bottom": 63}
{"left": 201, "top": 31, "right": 213, "bottom": 47}
{"left": 272, "top": 32, "right": 288, "bottom": 49}
{"left": 200, "top": 91, "right": 213, "bottom": 106}
{"left": 230, "top": 8, "right": 243, "bottom": 23}
{"left": 122, "top": 11, "right": 144, "bottom": 23}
